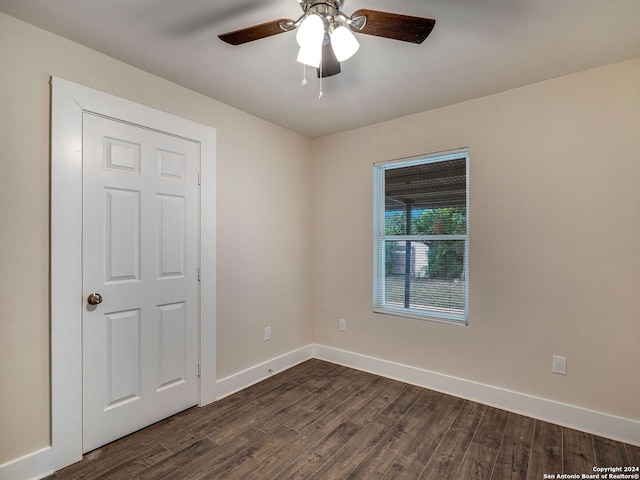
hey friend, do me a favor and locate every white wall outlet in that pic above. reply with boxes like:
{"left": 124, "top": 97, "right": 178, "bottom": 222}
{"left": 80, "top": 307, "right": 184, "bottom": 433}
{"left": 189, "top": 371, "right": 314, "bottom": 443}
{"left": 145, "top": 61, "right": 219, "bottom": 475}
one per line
{"left": 552, "top": 355, "right": 567, "bottom": 375}
{"left": 264, "top": 326, "right": 271, "bottom": 341}
{"left": 339, "top": 318, "right": 347, "bottom": 332}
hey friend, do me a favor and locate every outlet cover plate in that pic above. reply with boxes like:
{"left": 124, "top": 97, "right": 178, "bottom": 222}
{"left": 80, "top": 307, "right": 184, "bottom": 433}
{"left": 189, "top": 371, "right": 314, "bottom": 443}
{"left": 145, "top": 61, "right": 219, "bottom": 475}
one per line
{"left": 339, "top": 319, "right": 347, "bottom": 332}
{"left": 552, "top": 355, "right": 567, "bottom": 375}
{"left": 264, "top": 326, "right": 271, "bottom": 341}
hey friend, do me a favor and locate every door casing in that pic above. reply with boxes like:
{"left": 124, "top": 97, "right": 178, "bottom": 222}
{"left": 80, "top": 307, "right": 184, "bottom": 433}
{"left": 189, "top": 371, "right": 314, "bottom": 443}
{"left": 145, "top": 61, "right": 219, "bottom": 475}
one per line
{"left": 51, "top": 77, "right": 217, "bottom": 470}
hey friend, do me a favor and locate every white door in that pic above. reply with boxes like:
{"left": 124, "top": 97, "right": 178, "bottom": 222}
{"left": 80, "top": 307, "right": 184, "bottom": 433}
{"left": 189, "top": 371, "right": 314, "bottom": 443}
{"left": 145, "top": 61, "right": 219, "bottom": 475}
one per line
{"left": 82, "top": 113, "right": 200, "bottom": 452}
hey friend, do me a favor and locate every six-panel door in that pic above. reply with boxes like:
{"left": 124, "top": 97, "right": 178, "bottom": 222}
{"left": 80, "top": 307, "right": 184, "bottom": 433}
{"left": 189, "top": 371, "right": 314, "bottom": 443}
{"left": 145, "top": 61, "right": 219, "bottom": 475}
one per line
{"left": 82, "top": 113, "right": 200, "bottom": 452}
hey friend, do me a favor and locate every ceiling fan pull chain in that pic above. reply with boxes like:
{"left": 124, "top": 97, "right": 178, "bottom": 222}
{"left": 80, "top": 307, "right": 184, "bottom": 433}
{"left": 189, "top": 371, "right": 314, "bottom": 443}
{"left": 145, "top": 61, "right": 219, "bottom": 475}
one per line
{"left": 302, "top": 64, "right": 308, "bottom": 86}
{"left": 319, "top": 60, "right": 323, "bottom": 99}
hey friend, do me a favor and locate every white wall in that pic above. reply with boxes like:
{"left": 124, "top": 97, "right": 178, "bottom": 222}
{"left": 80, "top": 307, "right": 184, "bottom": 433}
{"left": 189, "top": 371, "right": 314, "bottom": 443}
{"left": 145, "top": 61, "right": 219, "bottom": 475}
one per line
{"left": 0, "top": 12, "right": 312, "bottom": 464}
{"left": 311, "top": 57, "right": 640, "bottom": 423}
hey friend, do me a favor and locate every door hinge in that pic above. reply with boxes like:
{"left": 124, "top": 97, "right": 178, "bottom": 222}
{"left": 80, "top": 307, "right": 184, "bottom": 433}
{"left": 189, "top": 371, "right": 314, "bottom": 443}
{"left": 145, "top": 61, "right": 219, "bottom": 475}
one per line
{"left": 197, "top": 171, "right": 201, "bottom": 185}
{"left": 197, "top": 267, "right": 201, "bottom": 282}
{"left": 198, "top": 363, "right": 201, "bottom": 378}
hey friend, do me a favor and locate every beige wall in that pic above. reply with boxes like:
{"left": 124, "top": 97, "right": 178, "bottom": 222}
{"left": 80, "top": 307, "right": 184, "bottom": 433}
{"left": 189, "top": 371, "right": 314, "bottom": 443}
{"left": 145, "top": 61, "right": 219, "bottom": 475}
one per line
{"left": 0, "top": 12, "right": 312, "bottom": 463}
{"left": 311, "top": 57, "right": 640, "bottom": 421}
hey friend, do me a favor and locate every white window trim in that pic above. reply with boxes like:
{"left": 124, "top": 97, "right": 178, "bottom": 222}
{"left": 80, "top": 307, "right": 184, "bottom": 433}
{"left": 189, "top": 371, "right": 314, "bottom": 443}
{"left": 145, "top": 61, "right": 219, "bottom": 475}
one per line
{"left": 373, "top": 148, "right": 469, "bottom": 325}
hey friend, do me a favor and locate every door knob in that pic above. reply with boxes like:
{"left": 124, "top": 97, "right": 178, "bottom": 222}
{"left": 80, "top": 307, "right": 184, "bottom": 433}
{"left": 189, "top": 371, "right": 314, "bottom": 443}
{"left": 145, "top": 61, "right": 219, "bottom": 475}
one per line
{"left": 87, "top": 293, "right": 103, "bottom": 305}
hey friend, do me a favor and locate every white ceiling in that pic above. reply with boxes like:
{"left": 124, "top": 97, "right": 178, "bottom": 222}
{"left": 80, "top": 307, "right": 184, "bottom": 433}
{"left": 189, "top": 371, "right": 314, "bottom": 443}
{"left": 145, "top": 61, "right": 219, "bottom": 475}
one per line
{"left": 2, "top": 0, "right": 639, "bottom": 138}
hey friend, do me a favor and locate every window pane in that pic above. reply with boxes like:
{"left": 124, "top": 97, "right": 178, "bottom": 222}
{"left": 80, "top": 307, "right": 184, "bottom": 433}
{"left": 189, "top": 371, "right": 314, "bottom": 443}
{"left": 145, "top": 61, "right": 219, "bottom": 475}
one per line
{"left": 385, "top": 207, "right": 467, "bottom": 235}
{"left": 384, "top": 239, "right": 466, "bottom": 317}
{"left": 385, "top": 158, "right": 466, "bottom": 235}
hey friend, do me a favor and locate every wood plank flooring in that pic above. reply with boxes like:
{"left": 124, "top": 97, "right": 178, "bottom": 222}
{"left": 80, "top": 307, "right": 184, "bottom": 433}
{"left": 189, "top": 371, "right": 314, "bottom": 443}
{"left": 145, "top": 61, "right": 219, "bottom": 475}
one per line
{"left": 46, "top": 359, "right": 639, "bottom": 479}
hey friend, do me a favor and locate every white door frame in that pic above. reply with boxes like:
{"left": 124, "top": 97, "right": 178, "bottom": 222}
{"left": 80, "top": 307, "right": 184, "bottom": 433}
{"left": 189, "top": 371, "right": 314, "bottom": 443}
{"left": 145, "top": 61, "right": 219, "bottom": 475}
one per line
{"left": 50, "top": 77, "right": 217, "bottom": 471}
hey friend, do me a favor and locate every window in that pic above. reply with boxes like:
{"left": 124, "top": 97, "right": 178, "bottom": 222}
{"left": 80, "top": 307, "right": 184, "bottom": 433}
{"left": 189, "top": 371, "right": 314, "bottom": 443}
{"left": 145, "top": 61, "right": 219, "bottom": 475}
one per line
{"left": 373, "top": 149, "right": 469, "bottom": 325}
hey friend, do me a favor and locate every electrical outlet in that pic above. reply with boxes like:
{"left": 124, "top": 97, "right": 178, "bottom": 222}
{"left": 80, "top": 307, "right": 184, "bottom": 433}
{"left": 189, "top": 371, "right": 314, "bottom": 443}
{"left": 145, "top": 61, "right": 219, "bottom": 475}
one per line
{"left": 339, "top": 318, "right": 347, "bottom": 332}
{"left": 552, "top": 355, "right": 567, "bottom": 375}
{"left": 264, "top": 326, "right": 271, "bottom": 341}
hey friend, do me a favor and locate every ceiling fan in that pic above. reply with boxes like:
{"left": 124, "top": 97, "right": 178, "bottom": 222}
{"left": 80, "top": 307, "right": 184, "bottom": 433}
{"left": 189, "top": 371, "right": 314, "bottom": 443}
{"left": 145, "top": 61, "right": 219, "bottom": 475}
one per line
{"left": 218, "top": 0, "right": 436, "bottom": 79}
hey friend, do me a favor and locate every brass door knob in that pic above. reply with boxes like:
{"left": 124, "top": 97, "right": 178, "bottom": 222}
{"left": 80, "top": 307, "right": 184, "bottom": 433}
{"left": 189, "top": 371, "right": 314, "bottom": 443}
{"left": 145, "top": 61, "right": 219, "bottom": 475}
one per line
{"left": 87, "top": 293, "right": 103, "bottom": 305}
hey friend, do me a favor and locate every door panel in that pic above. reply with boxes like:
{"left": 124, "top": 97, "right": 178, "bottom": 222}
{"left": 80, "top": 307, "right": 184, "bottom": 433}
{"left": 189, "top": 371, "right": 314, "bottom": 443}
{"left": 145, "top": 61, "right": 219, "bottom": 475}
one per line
{"left": 105, "top": 309, "right": 141, "bottom": 407}
{"left": 82, "top": 113, "right": 200, "bottom": 453}
{"left": 158, "top": 302, "right": 187, "bottom": 388}
{"left": 158, "top": 194, "right": 186, "bottom": 277}
{"left": 105, "top": 188, "right": 141, "bottom": 282}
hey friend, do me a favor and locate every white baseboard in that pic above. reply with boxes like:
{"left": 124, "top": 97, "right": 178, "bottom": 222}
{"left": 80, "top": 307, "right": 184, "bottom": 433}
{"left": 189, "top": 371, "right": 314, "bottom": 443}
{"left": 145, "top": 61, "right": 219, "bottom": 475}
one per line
{"left": 0, "top": 447, "right": 54, "bottom": 480}
{"left": 215, "top": 345, "right": 314, "bottom": 400}
{"left": 312, "top": 344, "right": 640, "bottom": 447}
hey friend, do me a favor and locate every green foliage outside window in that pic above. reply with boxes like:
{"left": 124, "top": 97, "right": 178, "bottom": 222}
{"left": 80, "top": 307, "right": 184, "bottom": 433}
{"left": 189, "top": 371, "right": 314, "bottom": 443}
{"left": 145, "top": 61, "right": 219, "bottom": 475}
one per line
{"left": 385, "top": 207, "right": 466, "bottom": 279}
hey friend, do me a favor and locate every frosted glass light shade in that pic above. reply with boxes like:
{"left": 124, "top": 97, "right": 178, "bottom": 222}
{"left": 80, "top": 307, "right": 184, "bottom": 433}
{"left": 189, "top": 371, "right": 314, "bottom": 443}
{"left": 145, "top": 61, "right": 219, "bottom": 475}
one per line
{"left": 297, "top": 45, "right": 322, "bottom": 68}
{"left": 296, "top": 14, "right": 324, "bottom": 47}
{"left": 330, "top": 25, "right": 359, "bottom": 61}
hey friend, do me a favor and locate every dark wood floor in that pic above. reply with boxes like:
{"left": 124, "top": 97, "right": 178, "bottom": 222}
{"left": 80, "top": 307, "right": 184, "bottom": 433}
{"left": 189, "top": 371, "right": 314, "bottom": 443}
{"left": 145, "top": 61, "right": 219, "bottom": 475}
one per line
{"left": 47, "top": 359, "right": 639, "bottom": 479}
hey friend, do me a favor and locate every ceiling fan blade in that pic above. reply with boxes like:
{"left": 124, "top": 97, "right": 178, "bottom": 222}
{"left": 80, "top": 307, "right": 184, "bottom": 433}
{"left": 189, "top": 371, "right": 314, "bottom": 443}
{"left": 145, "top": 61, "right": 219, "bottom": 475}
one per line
{"left": 317, "top": 43, "right": 341, "bottom": 78}
{"left": 219, "top": 18, "right": 294, "bottom": 45}
{"left": 351, "top": 9, "right": 435, "bottom": 44}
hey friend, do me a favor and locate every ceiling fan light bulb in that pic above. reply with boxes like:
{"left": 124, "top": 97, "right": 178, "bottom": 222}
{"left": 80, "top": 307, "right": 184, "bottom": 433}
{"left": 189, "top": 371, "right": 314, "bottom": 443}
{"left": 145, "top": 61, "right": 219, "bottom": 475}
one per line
{"left": 296, "top": 14, "right": 324, "bottom": 47}
{"left": 297, "top": 45, "right": 321, "bottom": 68}
{"left": 330, "top": 25, "right": 359, "bottom": 61}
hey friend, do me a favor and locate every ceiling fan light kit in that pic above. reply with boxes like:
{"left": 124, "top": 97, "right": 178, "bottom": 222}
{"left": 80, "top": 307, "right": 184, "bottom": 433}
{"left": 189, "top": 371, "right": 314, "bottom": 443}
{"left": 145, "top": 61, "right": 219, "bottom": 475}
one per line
{"left": 297, "top": 45, "right": 320, "bottom": 68}
{"left": 329, "top": 24, "right": 359, "bottom": 62}
{"left": 295, "top": 12, "right": 324, "bottom": 47}
{"left": 219, "top": 0, "right": 435, "bottom": 97}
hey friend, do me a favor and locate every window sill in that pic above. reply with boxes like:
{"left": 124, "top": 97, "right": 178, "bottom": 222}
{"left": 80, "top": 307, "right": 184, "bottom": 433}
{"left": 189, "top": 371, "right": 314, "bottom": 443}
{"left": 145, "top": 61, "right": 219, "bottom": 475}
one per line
{"left": 373, "top": 306, "right": 468, "bottom": 326}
